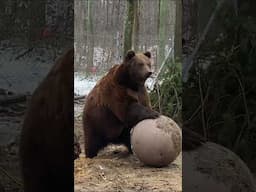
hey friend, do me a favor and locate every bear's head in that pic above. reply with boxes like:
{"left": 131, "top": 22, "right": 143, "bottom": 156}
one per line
{"left": 117, "top": 50, "right": 152, "bottom": 90}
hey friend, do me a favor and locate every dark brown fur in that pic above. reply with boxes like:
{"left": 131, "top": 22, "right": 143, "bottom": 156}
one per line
{"left": 19, "top": 48, "right": 74, "bottom": 192}
{"left": 83, "top": 50, "right": 159, "bottom": 158}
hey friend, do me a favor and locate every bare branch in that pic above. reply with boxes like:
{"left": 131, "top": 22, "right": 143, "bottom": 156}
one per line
{"left": 182, "top": 0, "right": 225, "bottom": 82}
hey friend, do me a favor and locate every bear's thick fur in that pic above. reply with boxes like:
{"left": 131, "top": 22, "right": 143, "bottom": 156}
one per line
{"left": 83, "top": 50, "right": 159, "bottom": 158}
{"left": 19, "top": 48, "right": 74, "bottom": 192}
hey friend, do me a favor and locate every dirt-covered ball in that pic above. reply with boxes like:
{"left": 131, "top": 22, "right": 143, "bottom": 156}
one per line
{"left": 130, "top": 115, "right": 182, "bottom": 167}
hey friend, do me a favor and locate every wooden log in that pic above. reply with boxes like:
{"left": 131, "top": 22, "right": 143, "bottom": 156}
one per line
{"left": 0, "top": 95, "right": 27, "bottom": 105}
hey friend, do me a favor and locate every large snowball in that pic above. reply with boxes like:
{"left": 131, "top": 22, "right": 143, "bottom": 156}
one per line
{"left": 130, "top": 115, "right": 182, "bottom": 167}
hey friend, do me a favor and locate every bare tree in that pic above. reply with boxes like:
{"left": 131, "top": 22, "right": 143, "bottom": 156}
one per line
{"left": 123, "top": 0, "right": 135, "bottom": 56}
{"left": 158, "top": 0, "right": 168, "bottom": 68}
{"left": 174, "top": 0, "right": 182, "bottom": 60}
{"left": 86, "top": 0, "right": 94, "bottom": 71}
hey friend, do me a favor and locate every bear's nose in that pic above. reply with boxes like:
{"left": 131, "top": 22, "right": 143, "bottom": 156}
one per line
{"left": 147, "top": 72, "right": 153, "bottom": 77}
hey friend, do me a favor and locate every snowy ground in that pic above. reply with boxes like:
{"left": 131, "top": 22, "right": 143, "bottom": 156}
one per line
{"left": 74, "top": 72, "right": 156, "bottom": 96}
{"left": 74, "top": 73, "right": 97, "bottom": 96}
{"left": 0, "top": 45, "right": 97, "bottom": 96}
{"left": 0, "top": 46, "right": 57, "bottom": 94}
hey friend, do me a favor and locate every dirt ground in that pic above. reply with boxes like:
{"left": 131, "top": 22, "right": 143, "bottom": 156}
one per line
{"left": 74, "top": 99, "right": 182, "bottom": 192}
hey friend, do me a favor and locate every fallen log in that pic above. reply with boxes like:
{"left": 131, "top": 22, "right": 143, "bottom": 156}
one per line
{"left": 74, "top": 94, "right": 87, "bottom": 100}
{"left": 0, "top": 95, "right": 27, "bottom": 105}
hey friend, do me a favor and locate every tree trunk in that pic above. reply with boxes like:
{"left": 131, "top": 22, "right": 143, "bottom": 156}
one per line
{"left": 74, "top": 0, "right": 87, "bottom": 70}
{"left": 158, "top": 0, "right": 168, "bottom": 69}
{"left": 133, "top": 0, "right": 140, "bottom": 51}
{"left": 123, "top": 0, "right": 135, "bottom": 56}
{"left": 174, "top": 0, "right": 182, "bottom": 60}
{"left": 29, "top": 1, "right": 45, "bottom": 43}
{"left": 86, "top": 0, "right": 94, "bottom": 72}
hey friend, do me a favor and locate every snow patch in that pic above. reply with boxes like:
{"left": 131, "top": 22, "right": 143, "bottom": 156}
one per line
{"left": 74, "top": 73, "right": 97, "bottom": 96}
{"left": 74, "top": 73, "right": 155, "bottom": 96}
{"left": 0, "top": 46, "right": 55, "bottom": 94}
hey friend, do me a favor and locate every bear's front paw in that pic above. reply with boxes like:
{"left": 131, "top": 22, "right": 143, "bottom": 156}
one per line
{"left": 140, "top": 112, "right": 159, "bottom": 121}
{"left": 150, "top": 110, "right": 160, "bottom": 119}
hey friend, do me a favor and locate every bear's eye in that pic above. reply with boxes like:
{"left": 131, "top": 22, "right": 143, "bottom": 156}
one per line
{"left": 139, "top": 63, "right": 144, "bottom": 67}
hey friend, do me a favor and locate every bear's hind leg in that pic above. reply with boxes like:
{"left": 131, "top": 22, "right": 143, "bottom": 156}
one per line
{"left": 117, "top": 127, "right": 133, "bottom": 154}
{"left": 123, "top": 137, "right": 133, "bottom": 154}
{"left": 84, "top": 106, "right": 125, "bottom": 157}
{"left": 85, "top": 132, "right": 107, "bottom": 158}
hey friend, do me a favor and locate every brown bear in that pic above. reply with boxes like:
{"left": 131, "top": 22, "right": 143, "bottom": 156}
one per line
{"left": 19, "top": 48, "right": 74, "bottom": 192}
{"left": 83, "top": 50, "right": 160, "bottom": 158}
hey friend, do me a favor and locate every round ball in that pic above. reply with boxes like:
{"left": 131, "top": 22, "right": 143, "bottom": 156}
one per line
{"left": 130, "top": 115, "right": 182, "bottom": 167}
{"left": 183, "top": 142, "right": 256, "bottom": 192}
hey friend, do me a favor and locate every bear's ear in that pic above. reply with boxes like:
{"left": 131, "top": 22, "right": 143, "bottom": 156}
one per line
{"left": 144, "top": 51, "right": 151, "bottom": 58}
{"left": 125, "top": 50, "right": 135, "bottom": 61}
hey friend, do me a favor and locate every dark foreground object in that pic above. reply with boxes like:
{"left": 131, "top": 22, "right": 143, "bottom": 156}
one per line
{"left": 19, "top": 48, "right": 74, "bottom": 192}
